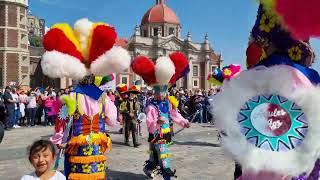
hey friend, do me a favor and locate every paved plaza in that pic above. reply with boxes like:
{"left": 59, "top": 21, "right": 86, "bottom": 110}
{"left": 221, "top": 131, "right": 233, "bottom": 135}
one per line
{"left": 0, "top": 123, "right": 234, "bottom": 180}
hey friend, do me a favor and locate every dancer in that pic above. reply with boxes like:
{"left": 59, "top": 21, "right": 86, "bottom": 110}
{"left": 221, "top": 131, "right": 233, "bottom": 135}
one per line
{"left": 212, "top": 1, "right": 320, "bottom": 179}
{"left": 118, "top": 85, "right": 141, "bottom": 147}
{"left": 131, "top": 52, "right": 190, "bottom": 179}
{"left": 44, "top": 18, "right": 131, "bottom": 179}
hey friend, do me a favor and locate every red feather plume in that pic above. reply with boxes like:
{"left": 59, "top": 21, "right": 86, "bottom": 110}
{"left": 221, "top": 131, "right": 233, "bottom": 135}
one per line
{"left": 131, "top": 56, "right": 157, "bottom": 85}
{"left": 89, "top": 25, "right": 117, "bottom": 64}
{"left": 246, "top": 42, "right": 263, "bottom": 69}
{"left": 275, "top": 0, "right": 320, "bottom": 40}
{"left": 169, "top": 52, "right": 189, "bottom": 84}
{"left": 43, "top": 28, "right": 84, "bottom": 61}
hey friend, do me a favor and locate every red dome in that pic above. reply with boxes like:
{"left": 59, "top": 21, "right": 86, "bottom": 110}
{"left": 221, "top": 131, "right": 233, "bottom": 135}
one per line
{"left": 141, "top": 2, "right": 180, "bottom": 25}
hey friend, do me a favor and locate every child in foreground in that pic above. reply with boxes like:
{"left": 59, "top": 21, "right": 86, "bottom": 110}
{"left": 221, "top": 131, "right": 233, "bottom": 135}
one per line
{"left": 21, "top": 140, "right": 66, "bottom": 180}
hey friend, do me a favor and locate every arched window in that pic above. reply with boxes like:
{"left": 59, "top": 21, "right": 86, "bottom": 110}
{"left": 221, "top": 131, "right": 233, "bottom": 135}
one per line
{"left": 153, "top": 27, "right": 159, "bottom": 36}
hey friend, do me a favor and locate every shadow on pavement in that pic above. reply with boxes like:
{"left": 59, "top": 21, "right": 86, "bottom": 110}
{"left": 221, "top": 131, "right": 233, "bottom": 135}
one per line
{"left": 107, "top": 169, "right": 147, "bottom": 180}
{"left": 40, "top": 135, "right": 52, "bottom": 139}
{"left": 107, "top": 131, "right": 123, "bottom": 135}
{"left": 111, "top": 140, "right": 127, "bottom": 147}
{"left": 174, "top": 141, "right": 220, "bottom": 147}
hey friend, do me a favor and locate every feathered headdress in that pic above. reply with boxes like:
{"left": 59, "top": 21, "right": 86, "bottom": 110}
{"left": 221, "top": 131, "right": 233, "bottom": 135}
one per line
{"left": 41, "top": 18, "right": 131, "bottom": 79}
{"left": 116, "top": 84, "right": 128, "bottom": 94}
{"left": 207, "top": 64, "right": 241, "bottom": 86}
{"left": 131, "top": 52, "right": 189, "bottom": 87}
{"left": 260, "top": 0, "right": 320, "bottom": 40}
{"left": 94, "top": 74, "right": 115, "bottom": 87}
{"left": 211, "top": 1, "right": 320, "bottom": 178}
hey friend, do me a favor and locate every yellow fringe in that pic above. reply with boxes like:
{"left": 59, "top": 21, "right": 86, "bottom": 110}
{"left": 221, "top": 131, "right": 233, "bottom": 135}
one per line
{"left": 69, "top": 133, "right": 108, "bottom": 146}
{"left": 67, "top": 133, "right": 112, "bottom": 155}
{"left": 69, "top": 172, "right": 106, "bottom": 180}
{"left": 168, "top": 96, "right": 179, "bottom": 109}
{"left": 160, "top": 153, "right": 171, "bottom": 159}
{"left": 161, "top": 128, "right": 171, "bottom": 134}
{"left": 106, "top": 136, "right": 112, "bottom": 152}
{"left": 69, "top": 155, "right": 107, "bottom": 164}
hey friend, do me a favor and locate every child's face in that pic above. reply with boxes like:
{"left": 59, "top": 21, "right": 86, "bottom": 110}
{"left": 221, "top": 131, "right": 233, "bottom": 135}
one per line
{"left": 30, "top": 147, "right": 55, "bottom": 175}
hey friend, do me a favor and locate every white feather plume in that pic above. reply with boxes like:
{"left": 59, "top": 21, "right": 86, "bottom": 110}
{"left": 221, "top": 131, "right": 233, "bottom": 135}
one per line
{"left": 90, "top": 46, "right": 131, "bottom": 76}
{"left": 41, "top": 51, "right": 88, "bottom": 80}
{"left": 74, "top": 18, "right": 93, "bottom": 60}
{"left": 155, "top": 56, "right": 175, "bottom": 85}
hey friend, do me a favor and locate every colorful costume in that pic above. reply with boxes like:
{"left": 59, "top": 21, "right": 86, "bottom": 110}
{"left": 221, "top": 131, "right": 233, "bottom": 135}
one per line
{"left": 131, "top": 52, "right": 190, "bottom": 179}
{"left": 117, "top": 85, "right": 141, "bottom": 147}
{"left": 44, "top": 18, "right": 131, "bottom": 179}
{"left": 211, "top": 1, "right": 320, "bottom": 179}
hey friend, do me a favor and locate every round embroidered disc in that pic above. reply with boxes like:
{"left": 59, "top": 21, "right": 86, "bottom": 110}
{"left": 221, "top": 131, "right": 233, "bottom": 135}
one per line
{"left": 238, "top": 95, "right": 308, "bottom": 152}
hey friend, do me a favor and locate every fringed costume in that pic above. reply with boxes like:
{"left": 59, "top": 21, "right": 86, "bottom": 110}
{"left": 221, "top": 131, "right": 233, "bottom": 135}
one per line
{"left": 44, "top": 18, "right": 131, "bottom": 180}
{"left": 131, "top": 52, "right": 190, "bottom": 179}
{"left": 211, "top": 1, "right": 320, "bottom": 179}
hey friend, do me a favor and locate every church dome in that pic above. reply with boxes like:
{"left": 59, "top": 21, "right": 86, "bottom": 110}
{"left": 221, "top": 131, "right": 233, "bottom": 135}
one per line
{"left": 141, "top": 0, "right": 180, "bottom": 25}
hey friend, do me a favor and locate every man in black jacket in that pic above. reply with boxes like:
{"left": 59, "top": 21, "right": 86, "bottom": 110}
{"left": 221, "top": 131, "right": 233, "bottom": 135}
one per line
{"left": 3, "top": 86, "right": 16, "bottom": 130}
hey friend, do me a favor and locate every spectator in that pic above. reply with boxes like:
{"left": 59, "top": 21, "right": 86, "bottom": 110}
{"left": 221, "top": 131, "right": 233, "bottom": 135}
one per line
{"left": 11, "top": 88, "right": 21, "bottom": 128}
{"left": 18, "top": 90, "right": 28, "bottom": 126}
{"left": 44, "top": 93, "right": 55, "bottom": 126}
{"left": 3, "top": 86, "right": 16, "bottom": 130}
{"left": 26, "top": 90, "right": 37, "bottom": 126}
{"left": 194, "top": 91, "right": 204, "bottom": 123}
{"left": 35, "top": 88, "right": 45, "bottom": 126}
{"left": 21, "top": 140, "right": 66, "bottom": 180}
{"left": 0, "top": 92, "right": 5, "bottom": 125}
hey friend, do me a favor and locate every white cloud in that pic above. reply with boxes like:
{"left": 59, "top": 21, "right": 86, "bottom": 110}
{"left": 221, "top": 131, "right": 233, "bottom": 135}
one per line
{"left": 38, "top": 0, "right": 59, "bottom": 5}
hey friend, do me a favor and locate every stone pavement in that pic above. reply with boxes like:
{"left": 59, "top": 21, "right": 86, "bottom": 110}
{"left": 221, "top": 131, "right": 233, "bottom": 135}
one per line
{"left": 0, "top": 123, "right": 234, "bottom": 180}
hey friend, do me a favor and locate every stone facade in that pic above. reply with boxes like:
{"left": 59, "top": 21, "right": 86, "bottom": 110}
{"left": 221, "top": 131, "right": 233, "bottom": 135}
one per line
{"left": 27, "top": 14, "right": 45, "bottom": 38}
{"left": 116, "top": 0, "right": 222, "bottom": 90}
{"left": 0, "top": 0, "right": 30, "bottom": 88}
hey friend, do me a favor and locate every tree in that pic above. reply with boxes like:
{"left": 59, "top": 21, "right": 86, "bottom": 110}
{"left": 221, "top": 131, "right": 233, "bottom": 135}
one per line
{"left": 29, "top": 35, "right": 42, "bottom": 47}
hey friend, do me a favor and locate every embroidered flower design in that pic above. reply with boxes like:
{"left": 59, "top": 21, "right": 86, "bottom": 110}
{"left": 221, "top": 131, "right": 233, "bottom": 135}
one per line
{"left": 260, "top": 48, "right": 267, "bottom": 60}
{"left": 82, "top": 164, "right": 92, "bottom": 173}
{"left": 223, "top": 68, "right": 231, "bottom": 76}
{"left": 162, "top": 160, "right": 167, "bottom": 167}
{"left": 71, "top": 165, "right": 77, "bottom": 172}
{"left": 97, "top": 163, "right": 105, "bottom": 171}
{"left": 83, "top": 146, "right": 94, "bottom": 156}
{"left": 73, "top": 113, "right": 80, "bottom": 120}
{"left": 288, "top": 46, "right": 302, "bottom": 61}
{"left": 259, "top": 12, "right": 277, "bottom": 33}
{"left": 160, "top": 147, "right": 165, "bottom": 152}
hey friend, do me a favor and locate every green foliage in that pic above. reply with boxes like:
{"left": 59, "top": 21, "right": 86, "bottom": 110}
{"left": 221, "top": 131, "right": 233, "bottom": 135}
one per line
{"left": 29, "top": 35, "right": 43, "bottom": 47}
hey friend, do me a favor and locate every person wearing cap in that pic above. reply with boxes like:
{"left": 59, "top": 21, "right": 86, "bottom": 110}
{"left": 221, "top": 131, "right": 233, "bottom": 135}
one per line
{"left": 132, "top": 52, "right": 190, "bottom": 179}
{"left": 118, "top": 85, "right": 141, "bottom": 147}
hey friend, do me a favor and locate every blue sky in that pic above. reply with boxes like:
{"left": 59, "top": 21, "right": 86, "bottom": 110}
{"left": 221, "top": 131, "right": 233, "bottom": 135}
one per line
{"left": 29, "top": 0, "right": 320, "bottom": 70}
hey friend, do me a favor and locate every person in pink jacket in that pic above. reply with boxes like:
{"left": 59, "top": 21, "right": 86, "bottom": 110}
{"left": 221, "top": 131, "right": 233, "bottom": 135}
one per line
{"left": 131, "top": 52, "right": 190, "bottom": 179}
